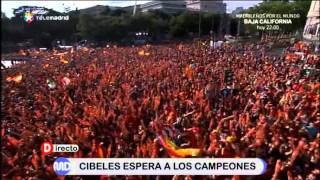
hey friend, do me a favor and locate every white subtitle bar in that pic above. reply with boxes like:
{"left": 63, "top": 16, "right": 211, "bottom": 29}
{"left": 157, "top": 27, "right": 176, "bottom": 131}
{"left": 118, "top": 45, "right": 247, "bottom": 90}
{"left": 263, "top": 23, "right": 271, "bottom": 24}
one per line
{"left": 53, "top": 158, "right": 267, "bottom": 176}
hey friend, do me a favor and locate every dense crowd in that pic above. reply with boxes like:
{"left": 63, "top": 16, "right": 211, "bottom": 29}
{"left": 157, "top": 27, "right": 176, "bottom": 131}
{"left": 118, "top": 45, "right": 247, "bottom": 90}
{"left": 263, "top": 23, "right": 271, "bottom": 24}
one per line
{"left": 1, "top": 39, "right": 320, "bottom": 180}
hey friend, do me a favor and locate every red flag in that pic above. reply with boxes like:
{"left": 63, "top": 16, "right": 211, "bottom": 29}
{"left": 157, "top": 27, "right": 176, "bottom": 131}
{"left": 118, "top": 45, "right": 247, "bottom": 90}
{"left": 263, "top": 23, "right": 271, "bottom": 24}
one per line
{"left": 136, "top": 145, "right": 141, "bottom": 157}
{"left": 107, "top": 144, "right": 112, "bottom": 158}
{"left": 154, "top": 96, "right": 161, "bottom": 110}
{"left": 7, "top": 136, "right": 23, "bottom": 147}
{"left": 185, "top": 65, "right": 193, "bottom": 80}
{"left": 31, "top": 150, "right": 40, "bottom": 170}
{"left": 138, "top": 50, "right": 145, "bottom": 56}
{"left": 141, "top": 144, "right": 148, "bottom": 157}
{"left": 60, "top": 55, "right": 69, "bottom": 64}
{"left": 97, "top": 143, "right": 105, "bottom": 158}
{"left": 121, "top": 83, "right": 130, "bottom": 93}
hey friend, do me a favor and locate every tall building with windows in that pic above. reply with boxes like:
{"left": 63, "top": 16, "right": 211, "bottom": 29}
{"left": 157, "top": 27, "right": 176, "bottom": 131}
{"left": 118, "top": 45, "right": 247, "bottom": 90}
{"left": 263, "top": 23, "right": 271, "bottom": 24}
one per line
{"left": 139, "top": 1, "right": 226, "bottom": 14}
{"left": 140, "top": 0, "right": 186, "bottom": 14}
{"left": 303, "top": 0, "right": 320, "bottom": 42}
{"left": 231, "top": 7, "right": 244, "bottom": 17}
{"left": 186, "top": 0, "right": 226, "bottom": 14}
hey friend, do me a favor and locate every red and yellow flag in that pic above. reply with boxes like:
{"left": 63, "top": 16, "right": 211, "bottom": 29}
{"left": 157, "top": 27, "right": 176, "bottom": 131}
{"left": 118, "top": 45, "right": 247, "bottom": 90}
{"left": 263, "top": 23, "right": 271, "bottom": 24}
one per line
{"left": 97, "top": 143, "right": 105, "bottom": 158}
{"left": 19, "top": 49, "right": 27, "bottom": 56}
{"left": 185, "top": 65, "right": 193, "bottom": 80}
{"left": 158, "top": 134, "right": 201, "bottom": 158}
{"left": 60, "top": 55, "right": 69, "bottom": 64}
{"left": 144, "top": 52, "right": 150, "bottom": 56}
{"left": 138, "top": 50, "right": 145, "bottom": 56}
{"left": 6, "top": 73, "right": 23, "bottom": 83}
{"left": 138, "top": 50, "right": 150, "bottom": 56}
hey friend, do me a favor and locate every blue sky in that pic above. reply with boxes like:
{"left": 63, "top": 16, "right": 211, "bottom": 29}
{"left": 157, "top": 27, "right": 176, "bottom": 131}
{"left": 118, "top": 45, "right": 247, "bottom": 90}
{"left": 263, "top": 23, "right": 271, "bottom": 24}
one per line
{"left": 2, "top": 1, "right": 262, "bottom": 17}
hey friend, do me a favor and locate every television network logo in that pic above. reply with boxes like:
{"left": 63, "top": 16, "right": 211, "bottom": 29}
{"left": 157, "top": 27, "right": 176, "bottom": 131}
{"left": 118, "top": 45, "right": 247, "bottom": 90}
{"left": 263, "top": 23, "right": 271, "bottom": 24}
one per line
{"left": 54, "top": 157, "right": 71, "bottom": 176}
{"left": 21, "top": 10, "right": 69, "bottom": 24}
{"left": 24, "top": 12, "right": 34, "bottom": 24}
{"left": 41, "top": 142, "right": 79, "bottom": 155}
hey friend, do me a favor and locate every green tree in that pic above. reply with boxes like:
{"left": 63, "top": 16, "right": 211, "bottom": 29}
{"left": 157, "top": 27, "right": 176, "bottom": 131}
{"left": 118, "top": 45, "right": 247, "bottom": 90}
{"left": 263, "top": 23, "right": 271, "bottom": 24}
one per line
{"left": 77, "top": 14, "right": 98, "bottom": 40}
{"left": 169, "top": 12, "right": 199, "bottom": 37}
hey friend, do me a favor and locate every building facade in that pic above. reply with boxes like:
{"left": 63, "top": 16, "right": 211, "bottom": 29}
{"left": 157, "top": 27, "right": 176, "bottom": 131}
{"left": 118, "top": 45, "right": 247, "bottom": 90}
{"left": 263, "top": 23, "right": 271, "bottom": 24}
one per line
{"left": 140, "top": 1, "right": 186, "bottom": 14}
{"left": 139, "top": 1, "right": 226, "bottom": 14}
{"left": 303, "top": 0, "right": 320, "bottom": 42}
{"left": 186, "top": 0, "right": 226, "bottom": 14}
{"left": 231, "top": 7, "right": 244, "bottom": 17}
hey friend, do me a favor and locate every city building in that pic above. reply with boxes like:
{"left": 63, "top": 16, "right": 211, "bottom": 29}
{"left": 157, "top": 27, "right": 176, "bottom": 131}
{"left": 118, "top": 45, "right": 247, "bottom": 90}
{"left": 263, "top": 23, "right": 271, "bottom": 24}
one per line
{"left": 186, "top": 0, "right": 226, "bottom": 14}
{"left": 303, "top": 0, "right": 320, "bottom": 42}
{"left": 140, "top": 0, "right": 186, "bottom": 14}
{"left": 77, "top": 5, "right": 137, "bottom": 16}
{"left": 231, "top": 7, "right": 244, "bottom": 17}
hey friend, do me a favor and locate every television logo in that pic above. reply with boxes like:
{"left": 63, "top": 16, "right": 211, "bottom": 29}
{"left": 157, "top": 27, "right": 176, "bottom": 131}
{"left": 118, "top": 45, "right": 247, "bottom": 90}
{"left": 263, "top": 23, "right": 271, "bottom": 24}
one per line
{"left": 41, "top": 142, "right": 79, "bottom": 155}
{"left": 53, "top": 157, "right": 71, "bottom": 175}
{"left": 24, "top": 12, "right": 34, "bottom": 24}
{"left": 20, "top": 9, "right": 69, "bottom": 24}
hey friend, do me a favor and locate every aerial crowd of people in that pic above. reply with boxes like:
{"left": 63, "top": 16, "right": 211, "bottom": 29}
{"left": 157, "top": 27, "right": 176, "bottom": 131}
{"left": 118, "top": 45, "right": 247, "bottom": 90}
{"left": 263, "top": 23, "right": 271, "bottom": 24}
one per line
{"left": 1, "top": 36, "right": 320, "bottom": 180}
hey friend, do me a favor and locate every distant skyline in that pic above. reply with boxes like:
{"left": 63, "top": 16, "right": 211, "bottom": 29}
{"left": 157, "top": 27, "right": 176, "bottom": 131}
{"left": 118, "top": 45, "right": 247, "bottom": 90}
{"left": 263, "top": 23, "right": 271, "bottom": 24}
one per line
{"left": 1, "top": 1, "right": 262, "bottom": 18}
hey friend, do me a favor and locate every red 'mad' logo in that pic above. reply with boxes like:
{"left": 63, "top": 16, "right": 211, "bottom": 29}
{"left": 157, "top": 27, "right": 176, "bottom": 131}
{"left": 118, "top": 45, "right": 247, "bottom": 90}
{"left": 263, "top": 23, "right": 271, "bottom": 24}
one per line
{"left": 41, "top": 142, "right": 53, "bottom": 155}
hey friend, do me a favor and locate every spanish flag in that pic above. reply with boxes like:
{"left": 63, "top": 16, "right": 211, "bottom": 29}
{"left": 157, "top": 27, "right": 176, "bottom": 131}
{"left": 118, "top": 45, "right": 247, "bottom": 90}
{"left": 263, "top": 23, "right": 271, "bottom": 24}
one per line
{"left": 97, "top": 143, "right": 106, "bottom": 158}
{"left": 138, "top": 50, "right": 145, "bottom": 56}
{"left": 82, "top": 47, "right": 89, "bottom": 52}
{"left": 19, "top": 49, "right": 27, "bottom": 56}
{"left": 144, "top": 52, "right": 150, "bottom": 56}
{"left": 158, "top": 134, "right": 201, "bottom": 158}
{"left": 185, "top": 65, "right": 193, "bottom": 80}
{"left": 285, "top": 53, "right": 299, "bottom": 61}
{"left": 6, "top": 73, "right": 23, "bottom": 83}
{"left": 43, "top": 63, "right": 50, "bottom": 68}
{"left": 60, "top": 55, "right": 69, "bottom": 64}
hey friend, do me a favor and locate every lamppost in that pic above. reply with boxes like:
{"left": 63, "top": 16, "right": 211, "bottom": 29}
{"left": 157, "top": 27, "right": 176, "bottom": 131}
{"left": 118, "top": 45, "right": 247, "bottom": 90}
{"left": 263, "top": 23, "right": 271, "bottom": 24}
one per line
{"left": 133, "top": 0, "right": 137, "bottom": 16}
{"left": 237, "top": 18, "right": 241, "bottom": 38}
{"left": 210, "top": 30, "right": 214, "bottom": 49}
{"left": 198, "top": 10, "right": 202, "bottom": 37}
